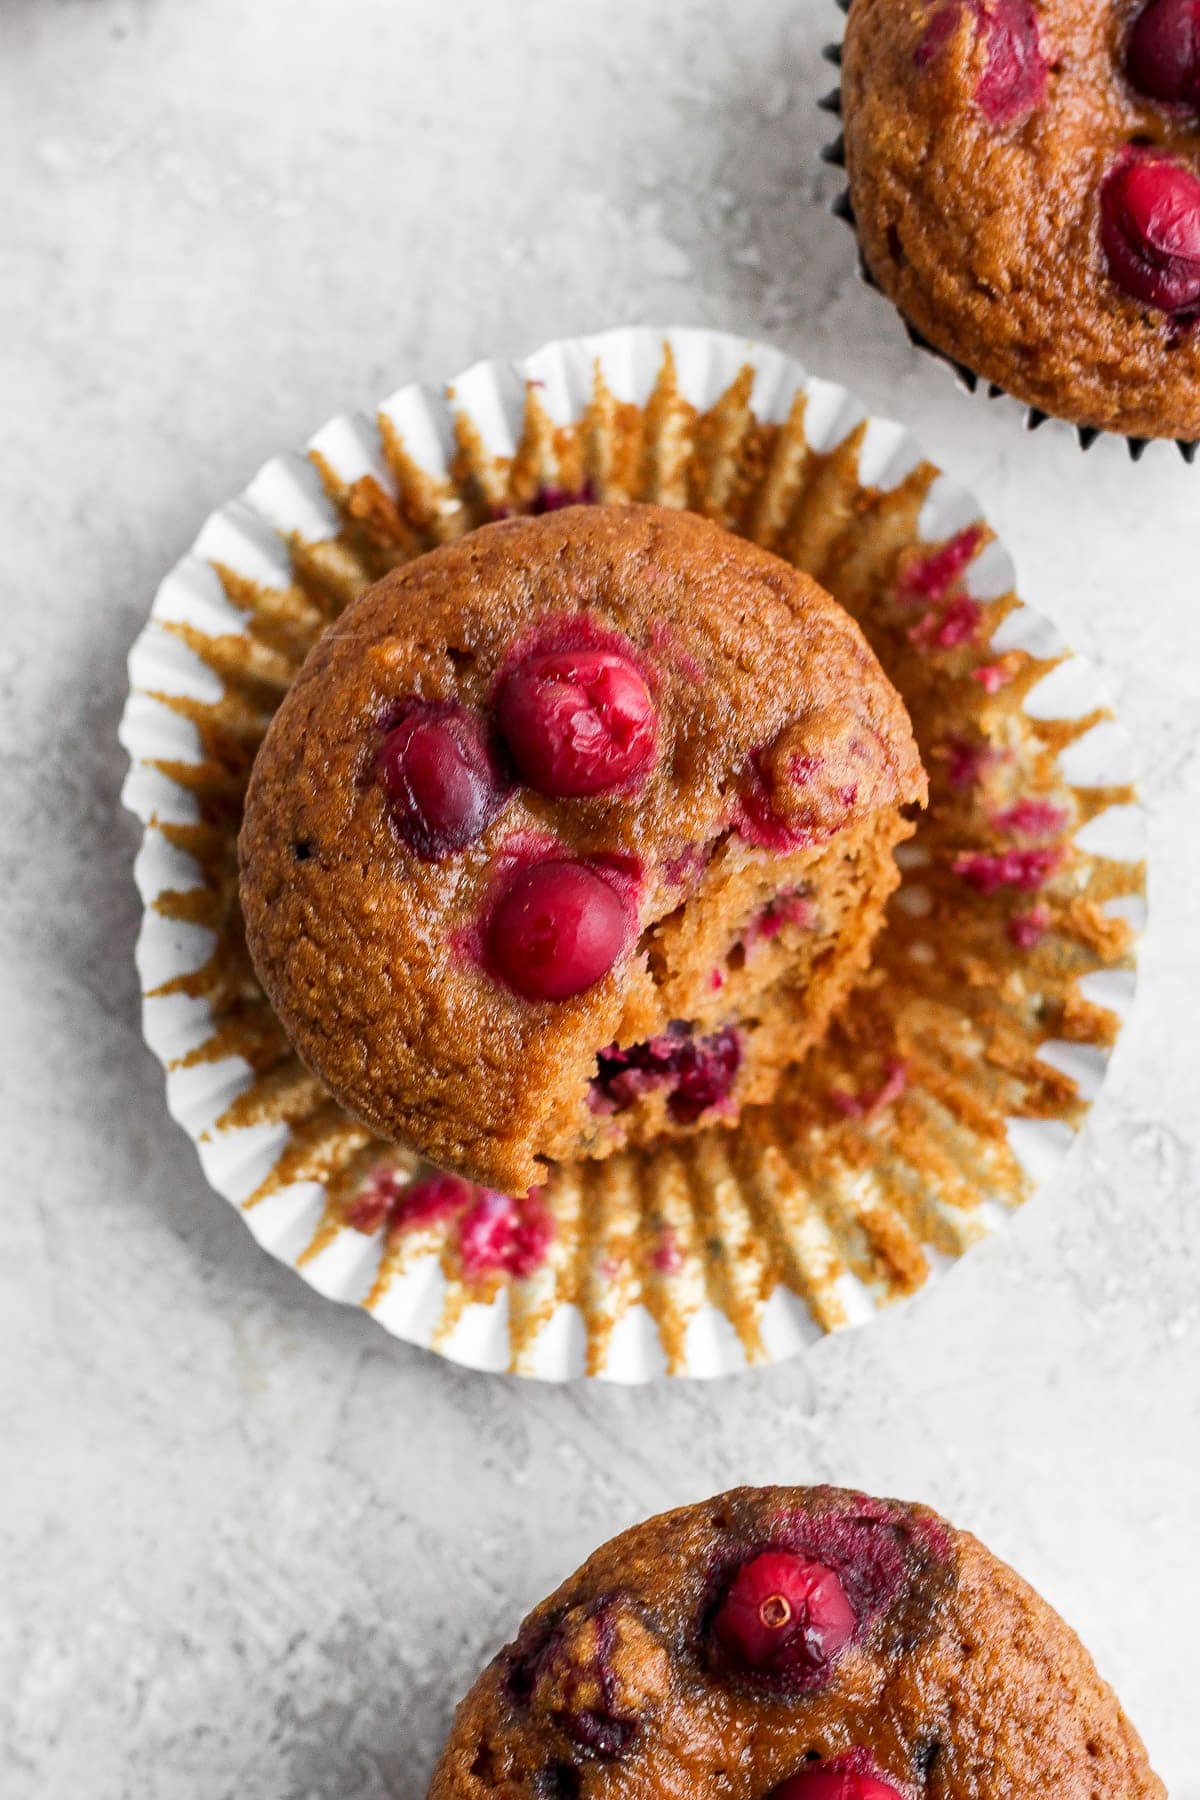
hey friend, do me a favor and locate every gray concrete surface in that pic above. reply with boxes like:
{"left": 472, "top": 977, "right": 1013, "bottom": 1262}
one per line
{"left": 2, "top": 1, "right": 1196, "bottom": 1795}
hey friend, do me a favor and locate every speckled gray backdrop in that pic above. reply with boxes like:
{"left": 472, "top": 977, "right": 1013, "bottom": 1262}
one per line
{"left": 2, "top": 1, "right": 1197, "bottom": 1796}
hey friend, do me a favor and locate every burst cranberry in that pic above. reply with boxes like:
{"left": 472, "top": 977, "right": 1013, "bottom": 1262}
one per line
{"left": 736, "top": 751, "right": 805, "bottom": 851}
{"left": 669, "top": 1026, "right": 741, "bottom": 1123}
{"left": 497, "top": 648, "right": 656, "bottom": 798}
{"left": 455, "top": 1189, "right": 554, "bottom": 1280}
{"left": 515, "top": 1599, "right": 670, "bottom": 1761}
{"left": 953, "top": 846, "right": 1059, "bottom": 891}
{"left": 711, "top": 1551, "right": 856, "bottom": 1687}
{"left": 917, "top": 0, "right": 1048, "bottom": 127}
{"left": 897, "top": 525, "right": 985, "bottom": 606}
{"left": 376, "top": 702, "right": 506, "bottom": 859}
{"left": 772, "top": 1767, "right": 904, "bottom": 1800}
{"left": 485, "top": 860, "right": 630, "bottom": 1001}
{"left": 973, "top": 0, "right": 1048, "bottom": 124}
{"left": 1101, "top": 152, "right": 1200, "bottom": 313}
{"left": 1127, "top": 0, "right": 1200, "bottom": 106}
{"left": 530, "top": 481, "right": 596, "bottom": 513}
{"left": 591, "top": 1024, "right": 741, "bottom": 1122}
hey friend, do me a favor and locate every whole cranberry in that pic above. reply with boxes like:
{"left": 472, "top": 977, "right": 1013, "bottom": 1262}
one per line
{"left": 1127, "top": 0, "right": 1200, "bottom": 106}
{"left": 376, "top": 702, "right": 506, "bottom": 859}
{"left": 710, "top": 1550, "right": 857, "bottom": 1689}
{"left": 497, "top": 647, "right": 656, "bottom": 798}
{"left": 1100, "top": 152, "right": 1200, "bottom": 313}
{"left": 485, "top": 860, "right": 631, "bottom": 1001}
{"left": 772, "top": 1766, "right": 904, "bottom": 1800}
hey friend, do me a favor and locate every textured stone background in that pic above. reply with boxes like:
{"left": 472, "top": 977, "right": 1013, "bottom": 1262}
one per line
{"left": 2, "top": 1, "right": 1197, "bottom": 1796}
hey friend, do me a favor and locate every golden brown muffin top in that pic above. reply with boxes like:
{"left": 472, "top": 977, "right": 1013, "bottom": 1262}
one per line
{"left": 429, "top": 1485, "right": 1164, "bottom": 1800}
{"left": 238, "top": 504, "right": 924, "bottom": 1192}
{"left": 843, "top": 0, "right": 1200, "bottom": 440}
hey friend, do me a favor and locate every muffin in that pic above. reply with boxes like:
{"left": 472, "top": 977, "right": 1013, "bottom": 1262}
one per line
{"left": 239, "top": 503, "right": 925, "bottom": 1195}
{"left": 840, "top": 0, "right": 1200, "bottom": 446}
{"left": 429, "top": 1485, "right": 1163, "bottom": 1800}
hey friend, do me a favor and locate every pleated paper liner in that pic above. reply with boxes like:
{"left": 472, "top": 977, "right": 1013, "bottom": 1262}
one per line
{"left": 120, "top": 326, "right": 1144, "bottom": 1381}
{"left": 818, "top": 21, "right": 1198, "bottom": 464}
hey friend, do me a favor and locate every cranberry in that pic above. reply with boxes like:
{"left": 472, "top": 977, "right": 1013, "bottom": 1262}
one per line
{"left": 742, "top": 891, "right": 815, "bottom": 953}
{"left": 560, "top": 1708, "right": 634, "bottom": 1759}
{"left": 1100, "top": 152, "right": 1200, "bottom": 313}
{"left": 711, "top": 1551, "right": 856, "bottom": 1687}
{"left": 497, "top": 648, "right": 656, "bottom": 798}
{"left": 990, "top": 798, "right": 1066, "bottom": 838}
{"left": 973, "top": 0, "right": 1047, "bottom": 124}
{"left": 485, "top": 860, "right": 630, "bottom": 1001}
{"left": 514, "top": 1599, "right": 670, "bottom": 1762}
{"left": 376, "top": 702, "right": 506, "bottom": 859}
{"left": 897, "top": 525, "right": 985, "bottom": 606}
{"left": 1127, "top": 0, "right": 1200, "bottom": 106}
{"left": 458, "top": 1190, "right": 554, "bottom": 1280}
{"left": 1008, "top": 902, "right": 1051, "bottom": 949}
{"left": 530, "top": 481, "right": 596, "bottom": 513}
{"left": 907, "top": 594, "right": 983, "bottom": 652}
{"left": 953, "top": 846, "right": 1060, "bottom": 892}
{"left": 771, "top": 1767, "right": 904, "bottom": 1800}
{"left": 591, "top": 1024, "right": 741, "bottom": 1122}
{"left": 916, "top": 0, "right": 1048, "bottom": 127}
{"left": 944, "top": 734, "right": 1000, "bottom": 791}
{"left": 396, "top": 1172, "right": 475, "bottom": 1226}
{"left": 735, "top": 750, "right": 807, "bottom": 851}
{"left": 668, "top": 1026, "right": 741, "bottom": 1123}
{"left": 736, "top": 711, "right": 887, "bottom": 852}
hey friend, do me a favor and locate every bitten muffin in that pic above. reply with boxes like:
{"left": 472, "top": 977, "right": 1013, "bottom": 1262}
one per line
{"left": 429, "top": 1486, "right": 1164, "bottom": 1800}
{"left": 239, "top": 504, "right": 925, "bottom": 1195}
{"left": 841, "top": 0, "right": 1200, "bottom": 442}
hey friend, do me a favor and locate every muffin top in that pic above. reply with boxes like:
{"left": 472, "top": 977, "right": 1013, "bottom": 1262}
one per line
{"left": 429, "top": 1485, "right": 1163, "bottom": 1800}
{"left": 238, "top": 504, "right": 924, "bottom": 1192}
{"left": 842, "top": 0, "right": 1200, "bottom": 440}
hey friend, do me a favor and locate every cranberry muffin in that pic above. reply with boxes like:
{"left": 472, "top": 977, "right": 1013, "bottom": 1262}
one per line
{"left": 239, "top": 504, "right": 925, "bottom": 1195}
{"left": 841, "top": 0, "right": 1200, "bottom": 444}
{"left": 429, "top": 1486, "right": 1163, "bottom": 1800}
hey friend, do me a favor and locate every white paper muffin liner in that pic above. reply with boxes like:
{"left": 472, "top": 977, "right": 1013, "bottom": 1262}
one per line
{"left": 120, "top": 325, "right": 1145, "bottom": 1381}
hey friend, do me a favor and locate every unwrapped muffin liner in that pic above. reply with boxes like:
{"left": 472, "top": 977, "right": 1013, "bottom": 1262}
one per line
{"left": 819, "top": 20, "right": 1199, "bottom": 463}
{"left": 120, "top": 325, "right": 1144, "bottom": 1380}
